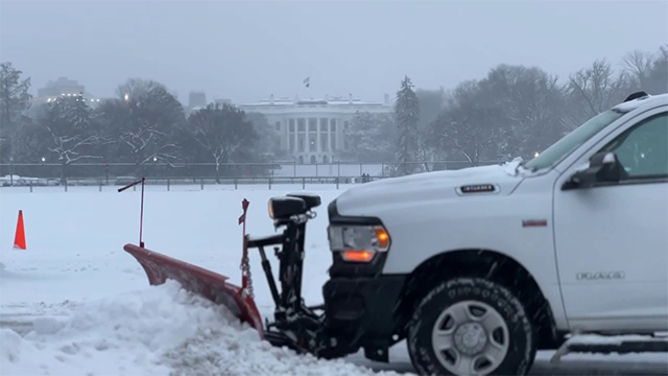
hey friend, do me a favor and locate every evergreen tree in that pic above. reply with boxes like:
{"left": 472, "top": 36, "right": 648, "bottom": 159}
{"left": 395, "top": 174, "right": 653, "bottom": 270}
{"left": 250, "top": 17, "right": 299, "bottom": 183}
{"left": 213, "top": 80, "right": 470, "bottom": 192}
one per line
{"left": 394, "top": 75, "right": 420, "bottom": 175}
{"left": 245, "top": 111, "right": 284, "bottom": 162}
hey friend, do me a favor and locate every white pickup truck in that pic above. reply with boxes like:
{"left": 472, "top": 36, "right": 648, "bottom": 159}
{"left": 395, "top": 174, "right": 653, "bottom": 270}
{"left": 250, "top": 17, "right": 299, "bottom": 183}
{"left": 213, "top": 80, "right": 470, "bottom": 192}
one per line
{"left": 322, "top": 91, "right": 667, "bottom": 375}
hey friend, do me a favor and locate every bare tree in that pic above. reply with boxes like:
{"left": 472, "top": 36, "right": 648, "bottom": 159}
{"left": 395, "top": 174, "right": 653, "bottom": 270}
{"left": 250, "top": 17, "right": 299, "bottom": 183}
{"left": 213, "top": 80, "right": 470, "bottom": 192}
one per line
{"left": 430, "top": 81, "right": 509, "bottom": 167}
{"left": 340, "top": 111, "right": 395, "bottom": 162}
{"left": 621, "top": 50, "right": 654, "bottom": 91}
{"left": 415, "top": 88, "right": 446, "bottom": 167}
{"left": 98, "top": 79, "right": 185, "bottom": 177}
{"left": 480, "top": 64, "right": 566, "bottom": 158}
{"left": 187, "top": 103, "right": 256, "bottom": 182}
{"left": 564, "top": 59, "right": 631, "bottom": 130}
{"left": 647, "top": 45, "right": 668, "bottom": 95}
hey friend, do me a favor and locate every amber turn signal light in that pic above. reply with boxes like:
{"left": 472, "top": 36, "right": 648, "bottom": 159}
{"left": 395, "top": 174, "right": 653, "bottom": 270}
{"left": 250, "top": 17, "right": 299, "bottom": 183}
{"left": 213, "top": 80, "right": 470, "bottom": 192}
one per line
{"left": 375, "top": 228, "right": 390, "bottom": 250}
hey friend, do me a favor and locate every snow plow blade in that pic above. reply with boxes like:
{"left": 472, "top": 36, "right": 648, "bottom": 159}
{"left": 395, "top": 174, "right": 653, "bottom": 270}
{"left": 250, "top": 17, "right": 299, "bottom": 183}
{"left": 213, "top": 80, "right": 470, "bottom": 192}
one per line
{"left": 123, "top": 243, "right": 264, "bottom": 337}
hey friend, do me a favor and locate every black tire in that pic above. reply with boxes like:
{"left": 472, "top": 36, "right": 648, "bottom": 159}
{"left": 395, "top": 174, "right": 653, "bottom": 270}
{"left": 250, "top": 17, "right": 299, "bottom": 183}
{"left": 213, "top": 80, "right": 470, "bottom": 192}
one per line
{"left": 407, "top": 277, "right": 535, "bottom": 376}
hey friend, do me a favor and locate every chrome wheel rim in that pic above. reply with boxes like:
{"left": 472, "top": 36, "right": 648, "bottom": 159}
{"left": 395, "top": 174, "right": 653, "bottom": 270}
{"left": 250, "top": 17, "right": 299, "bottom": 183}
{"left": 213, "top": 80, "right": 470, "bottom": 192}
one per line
{"left": 431, "top": 300, "right": 509, "bottom": 375}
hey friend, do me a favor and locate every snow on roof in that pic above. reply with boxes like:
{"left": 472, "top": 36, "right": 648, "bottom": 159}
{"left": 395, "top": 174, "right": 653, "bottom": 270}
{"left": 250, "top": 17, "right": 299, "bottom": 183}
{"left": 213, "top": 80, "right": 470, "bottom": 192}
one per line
{"left": 612, "top": 92, "right": 668, "bottom": 113}
{"left": 240, "top": 97, "right": 388, "bottom": 107}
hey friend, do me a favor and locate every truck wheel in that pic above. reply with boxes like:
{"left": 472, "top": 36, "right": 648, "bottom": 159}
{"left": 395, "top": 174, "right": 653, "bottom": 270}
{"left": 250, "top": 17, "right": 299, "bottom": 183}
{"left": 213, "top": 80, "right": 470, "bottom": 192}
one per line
{"left": 407, "top": 277, "right": 535, "bottom": 376}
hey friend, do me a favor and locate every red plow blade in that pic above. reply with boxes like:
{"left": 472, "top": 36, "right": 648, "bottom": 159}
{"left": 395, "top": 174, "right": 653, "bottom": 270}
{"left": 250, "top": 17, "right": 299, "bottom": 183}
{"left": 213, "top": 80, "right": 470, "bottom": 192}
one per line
{"left": 123, "top": 243, "right": 264, "bottom": 337}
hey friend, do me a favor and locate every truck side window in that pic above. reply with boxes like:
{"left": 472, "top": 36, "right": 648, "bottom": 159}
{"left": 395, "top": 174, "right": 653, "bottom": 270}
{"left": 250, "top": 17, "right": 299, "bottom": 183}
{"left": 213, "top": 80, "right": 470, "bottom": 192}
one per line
{"left": 600, "top": 112, "right": 668, "bottom": 179}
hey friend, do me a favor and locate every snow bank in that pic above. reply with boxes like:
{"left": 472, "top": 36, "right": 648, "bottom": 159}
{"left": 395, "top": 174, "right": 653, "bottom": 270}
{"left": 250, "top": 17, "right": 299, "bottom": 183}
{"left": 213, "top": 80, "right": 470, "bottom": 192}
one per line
{"left": 0, "top": 280, "right": 400, "bottom": 376}
{"left": 567, "top": 334, "right": 668, "bottom": 345}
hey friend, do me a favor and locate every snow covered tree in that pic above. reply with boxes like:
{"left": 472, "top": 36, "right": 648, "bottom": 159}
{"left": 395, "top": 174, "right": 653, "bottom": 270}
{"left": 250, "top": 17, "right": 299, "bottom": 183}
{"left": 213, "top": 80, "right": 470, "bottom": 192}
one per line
{"left": 0, "top": 62, "right": 32, "bottom": 162}
{"left": 96, "top": 79, "right": 185, "bottom": 177}
{"left": 340, "top": 111, "right": 395, "bottom": 162}
{"left": 394, "top": 75, "right": 420, "bottom": 175}
{"left": 35, "top": 94, "right": 100, "bottom": 184}
{"left": 187, "top": 103, "right": 257, "bottom": 182}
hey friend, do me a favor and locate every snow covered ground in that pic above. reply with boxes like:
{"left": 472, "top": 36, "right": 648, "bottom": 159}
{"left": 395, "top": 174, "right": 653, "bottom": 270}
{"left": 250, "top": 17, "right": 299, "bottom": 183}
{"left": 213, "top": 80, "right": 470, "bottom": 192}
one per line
{"left": 1, "top": 185, "right": 666, "bottom": 375}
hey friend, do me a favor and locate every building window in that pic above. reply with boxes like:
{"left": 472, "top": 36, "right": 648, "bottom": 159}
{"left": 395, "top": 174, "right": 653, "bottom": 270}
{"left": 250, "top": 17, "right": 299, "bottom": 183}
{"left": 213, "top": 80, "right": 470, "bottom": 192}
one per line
{"left": 323, "top": 155, "right": 329, "bottom": 163}
{"left": 299, "top": 155, "right": 304, "bottom": 164}
{"left": 321, "top": 133, "right": 328, "bottom": 152}
{"left": 309, "top": 118, "right": 318, "bottom": 152}
{"left": 298, "top": 119, "right": 305, "bottom": 132}
{"left": 309, "top": 134, "right": 317, "bottom": 152}
{"left": 275, "top": 121, "right": 281, "bottom": 131}
{"left": 310, "top": 155, "right": 316, "bottom": 164}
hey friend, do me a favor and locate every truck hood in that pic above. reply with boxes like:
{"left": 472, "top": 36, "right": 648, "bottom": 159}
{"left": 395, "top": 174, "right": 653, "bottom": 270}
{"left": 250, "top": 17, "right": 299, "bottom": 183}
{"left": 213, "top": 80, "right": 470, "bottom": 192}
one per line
{"left": 335, "top": 162, "right": 525, "bottom": 217}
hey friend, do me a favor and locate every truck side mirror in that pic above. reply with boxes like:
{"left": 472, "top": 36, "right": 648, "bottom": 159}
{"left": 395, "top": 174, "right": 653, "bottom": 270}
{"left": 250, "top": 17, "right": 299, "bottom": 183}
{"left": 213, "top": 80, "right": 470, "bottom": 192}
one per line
{"left": 562, "top": 152, "right": 626, "bottom": 190}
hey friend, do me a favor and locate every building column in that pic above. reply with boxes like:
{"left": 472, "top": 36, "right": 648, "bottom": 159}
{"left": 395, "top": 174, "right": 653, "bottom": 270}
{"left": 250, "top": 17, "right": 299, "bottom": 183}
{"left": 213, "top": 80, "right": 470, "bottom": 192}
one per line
{"left": 317, "top": 118, "right": 322, "bottom": 153}
{"left": 293, "top": 118, "right": 298, "bottom": 157}
{"left": 283, "top": 119, "right": 288, "bottom": 151}
{"left": 336, "top": 118, "right": 342, "bottom": 151}
{"left": 331, "top": 118, "right": 336, "bottom": 153}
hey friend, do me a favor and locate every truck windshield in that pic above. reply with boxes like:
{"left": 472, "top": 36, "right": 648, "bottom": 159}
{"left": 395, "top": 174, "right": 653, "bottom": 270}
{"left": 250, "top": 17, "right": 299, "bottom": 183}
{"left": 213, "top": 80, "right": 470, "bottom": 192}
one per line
{"left": 524, "top": 109, "right": 625, "bottom": 171}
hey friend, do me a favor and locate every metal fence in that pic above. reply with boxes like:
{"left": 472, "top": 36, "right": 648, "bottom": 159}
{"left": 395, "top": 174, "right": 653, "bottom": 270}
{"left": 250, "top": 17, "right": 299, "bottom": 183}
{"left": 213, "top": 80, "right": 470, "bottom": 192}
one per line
{"left": 0, "top": 160, "right": 503, "bottom": 189}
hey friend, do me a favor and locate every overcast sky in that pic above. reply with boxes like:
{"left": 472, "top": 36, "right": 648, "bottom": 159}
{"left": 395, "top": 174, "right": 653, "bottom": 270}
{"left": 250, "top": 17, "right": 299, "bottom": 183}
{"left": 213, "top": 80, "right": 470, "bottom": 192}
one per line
{"left": 1, "top": 0, "right": 667, "bottom": 105}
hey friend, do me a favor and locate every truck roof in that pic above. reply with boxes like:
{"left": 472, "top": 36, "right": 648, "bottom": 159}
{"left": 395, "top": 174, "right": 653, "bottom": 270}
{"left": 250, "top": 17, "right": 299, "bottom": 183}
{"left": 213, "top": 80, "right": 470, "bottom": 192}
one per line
{"left": 612, "top": 92, "right": 668, "bottom": 113}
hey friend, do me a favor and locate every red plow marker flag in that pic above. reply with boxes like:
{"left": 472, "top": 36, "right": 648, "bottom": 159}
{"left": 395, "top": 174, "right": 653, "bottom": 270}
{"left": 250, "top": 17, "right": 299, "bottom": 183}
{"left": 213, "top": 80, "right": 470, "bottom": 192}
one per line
{"left": 239, "top": 199, "right": 250, "bottom": 224}
{"left": 239, "top": 199, "right": 252, "bottom": 295}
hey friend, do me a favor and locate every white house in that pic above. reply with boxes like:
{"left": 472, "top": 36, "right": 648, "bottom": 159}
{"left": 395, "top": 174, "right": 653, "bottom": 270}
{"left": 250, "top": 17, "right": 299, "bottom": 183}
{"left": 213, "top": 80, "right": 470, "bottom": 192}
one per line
{"left": 239, "top": 94, "right": 393, "bottom": 163}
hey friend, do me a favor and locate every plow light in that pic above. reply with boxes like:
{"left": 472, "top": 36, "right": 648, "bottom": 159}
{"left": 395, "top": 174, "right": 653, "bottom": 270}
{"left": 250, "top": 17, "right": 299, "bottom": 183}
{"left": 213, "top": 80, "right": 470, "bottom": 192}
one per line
{"left": 268, "top": 196, "right": 306, "bottom": 220}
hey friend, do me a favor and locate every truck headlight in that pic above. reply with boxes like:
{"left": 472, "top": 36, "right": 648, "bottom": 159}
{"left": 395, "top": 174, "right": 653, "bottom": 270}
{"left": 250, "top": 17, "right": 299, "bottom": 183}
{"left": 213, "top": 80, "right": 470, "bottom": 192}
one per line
{"left": 327, "top": 225, "right": 390, "bottom": 263}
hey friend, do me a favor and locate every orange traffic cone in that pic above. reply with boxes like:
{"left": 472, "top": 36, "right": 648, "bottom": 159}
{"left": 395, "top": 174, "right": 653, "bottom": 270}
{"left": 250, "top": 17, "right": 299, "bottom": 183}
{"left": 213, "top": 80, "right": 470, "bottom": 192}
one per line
{"left": 13, "top": 210, "right": 26, "bottom": 250}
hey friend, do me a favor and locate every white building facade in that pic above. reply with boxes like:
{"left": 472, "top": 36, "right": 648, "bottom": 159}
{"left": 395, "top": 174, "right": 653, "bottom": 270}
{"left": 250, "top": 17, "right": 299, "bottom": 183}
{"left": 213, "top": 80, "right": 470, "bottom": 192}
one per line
{"left": 239, "top": 95, "right": 392, "bottom": 164}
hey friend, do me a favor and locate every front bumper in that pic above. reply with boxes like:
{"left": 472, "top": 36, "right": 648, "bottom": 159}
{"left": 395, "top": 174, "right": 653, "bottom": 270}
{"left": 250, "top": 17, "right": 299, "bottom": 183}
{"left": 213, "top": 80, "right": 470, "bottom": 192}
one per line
{"left": 322, "top": 275, "right": 406, "bottom": 362}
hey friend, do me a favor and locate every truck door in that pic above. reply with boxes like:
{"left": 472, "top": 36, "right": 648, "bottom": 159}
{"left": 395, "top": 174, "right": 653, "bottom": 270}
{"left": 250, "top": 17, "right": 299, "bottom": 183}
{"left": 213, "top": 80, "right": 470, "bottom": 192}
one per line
{"left": 553, "top": 108, "right": 668, "bottom": 332}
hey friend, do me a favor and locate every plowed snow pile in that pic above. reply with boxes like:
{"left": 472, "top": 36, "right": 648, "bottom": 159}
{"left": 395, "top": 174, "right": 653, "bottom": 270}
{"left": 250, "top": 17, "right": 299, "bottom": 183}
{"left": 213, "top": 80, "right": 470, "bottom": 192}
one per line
{"left": 0, "top": 281, "right": 399, "bottom": 376}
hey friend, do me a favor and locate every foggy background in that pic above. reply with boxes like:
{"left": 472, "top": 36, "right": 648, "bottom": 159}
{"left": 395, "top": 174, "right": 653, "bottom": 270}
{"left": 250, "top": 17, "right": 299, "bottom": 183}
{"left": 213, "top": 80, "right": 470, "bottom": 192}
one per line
{"left": 1, "top": 0, "right": 667, "bottom": 185}
{"left": 3, "top": 0, "right": 667, "bottom": 103}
